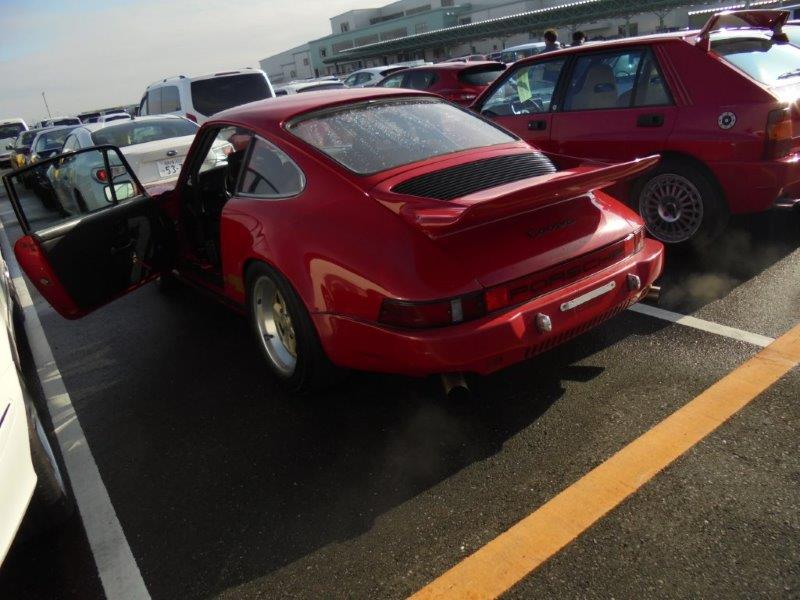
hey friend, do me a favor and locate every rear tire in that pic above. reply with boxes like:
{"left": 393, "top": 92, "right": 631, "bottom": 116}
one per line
{"left": 631, "top": 159, "right": 728, "bottom": 250}
{"left": 246, "top": 262, "right": 341, "bottom": 394}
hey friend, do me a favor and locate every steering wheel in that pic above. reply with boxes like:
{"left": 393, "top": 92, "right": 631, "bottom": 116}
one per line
{"left": 510, "top": 97, "right": 544, "bottom": 115}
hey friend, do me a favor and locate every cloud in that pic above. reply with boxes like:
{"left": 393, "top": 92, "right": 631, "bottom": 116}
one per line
{"left": 0, "top": 0, "right": 377, "bottom": 121}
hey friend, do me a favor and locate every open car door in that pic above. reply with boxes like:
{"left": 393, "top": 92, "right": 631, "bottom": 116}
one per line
{"left": 2, "top": 146, "right": 175, "bottom": 319}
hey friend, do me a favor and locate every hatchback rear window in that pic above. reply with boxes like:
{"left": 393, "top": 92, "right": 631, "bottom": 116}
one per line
{"left": 0, "top": 123, "right": 25, "bottom": 139}
{"left": 286, "top": 97, "right": 515, "bottom": 175}
{"left": 459, "top": 66, "right": 505, "bottom": 86}
{"left": 190, "top": 74, "right": 271, "bottom": 116}
{"left": 91, "top": 118, "right": 198, "bottom": 148}
{"left": 712, "top": 36, "right": 800, "bottom": 87}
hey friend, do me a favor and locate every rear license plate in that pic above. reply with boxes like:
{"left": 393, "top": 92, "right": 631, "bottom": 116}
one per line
{"left": 560, "top": 281, "right": 616, "bottom": 312}
{"left": 157, "top": 158, "right": 182, "bottom": 178}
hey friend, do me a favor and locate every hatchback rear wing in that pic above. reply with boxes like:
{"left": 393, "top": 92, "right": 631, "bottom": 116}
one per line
{"left": 696, "top": 10, "right": 790, "bottom": 51}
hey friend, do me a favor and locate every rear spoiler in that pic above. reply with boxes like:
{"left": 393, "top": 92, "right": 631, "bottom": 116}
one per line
{"left": 696, "top": 10, "right": 790, "bottom": 51}
{"left": 395, "top": 155, "right": 659, "bottom": 238}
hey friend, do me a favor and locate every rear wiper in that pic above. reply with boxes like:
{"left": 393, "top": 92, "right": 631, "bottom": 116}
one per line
{"left": 777, "top": 68, "right": 800, "bottom": 80}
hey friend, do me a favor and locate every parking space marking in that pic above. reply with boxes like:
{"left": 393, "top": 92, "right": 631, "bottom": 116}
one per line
{"left": 0, "top": 220, "right": 151, "bottom": 600}
{"left": 410, "top": 322, "right": 800, "bottom": 600}
{"left": 629, "top": 303, "right": 775, "bottom": 348}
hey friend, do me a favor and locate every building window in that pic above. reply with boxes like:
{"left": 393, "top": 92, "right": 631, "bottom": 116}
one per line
{"left": 619, "top": 22, "right": 638, "bottom": 37}
{"left": 290, "top": 70, "right": 296, "bottom": 78}
{"left": 441, "top": 0, "right": 454, "bottom": 6}
{"left": 415, "top": 22, "right": 427, "bottom": 34}
{"left": 459, "top": 17, "right": 472, "bottom": 25}
{"left": 303, "top": 57, "right": 309, "bottom": 66}
{"left": 341, "top": 22, "right": 349, "bottom": 33}
{"left": 320, "top": 47, "right": 327, "bottom": 57}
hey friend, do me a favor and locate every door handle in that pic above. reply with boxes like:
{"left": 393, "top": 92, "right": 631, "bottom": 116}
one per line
{"left": 637, "top": 114, "right": 664, "bottom": 128}
{"left": 528, "top": 119, "right": 547, "bottom": 131}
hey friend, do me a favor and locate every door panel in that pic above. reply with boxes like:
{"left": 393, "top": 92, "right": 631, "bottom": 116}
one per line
{"left": 3, "top": 146, "right": 175, "bottom": 319}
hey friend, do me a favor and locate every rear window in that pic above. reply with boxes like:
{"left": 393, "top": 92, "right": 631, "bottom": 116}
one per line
{"left": 286, "top": 97, "right": 515, "bottom": 175}
{"left": 19, "top": 130, "right": 37, "bottom": 145}
{"left": 712, "top": 36, "right": 800, "bottom": 86}
{"left": 91, "top": 119, "right": 198, "bottom": 148}
{"left": 36, "top": 127, "right": 75, "bottom": 151}
{"left": 190, "top": 74, "right": 271, "bottom": 116}
{"left": 459, "top": 66, "right": 505, "bottom": 86}
{"left": 51, "top": 118, "right": 80, "bottom": 126}
{"left": 0, "top": 123, "right": 25, "bottom": 139}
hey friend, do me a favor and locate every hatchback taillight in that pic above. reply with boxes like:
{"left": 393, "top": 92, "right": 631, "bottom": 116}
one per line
{"left": 765, "top": 108, "right": 793, "bottom": 159}
{"left": 379, "top": 293, "right": 485, "bottom": 328}
{"left": 93, "top": 165, "right": 126, "bottom": 182}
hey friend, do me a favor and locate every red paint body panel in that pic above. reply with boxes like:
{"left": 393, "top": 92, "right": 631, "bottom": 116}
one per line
{"left": 13, "top": 235, "right": 82, "bottom": 319}
{"left": 474, "top": 29, "right": 800, "bottom": 214}
{"left": 377, "top": 62, "right": 506, "bottom": 106}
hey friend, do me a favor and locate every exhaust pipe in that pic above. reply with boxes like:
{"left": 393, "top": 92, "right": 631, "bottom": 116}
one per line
{"left": 645, "top": 285, "right": 661, "bottom": 303}
{"left": 441, "top": 372, "right": 469, "bottom": 397}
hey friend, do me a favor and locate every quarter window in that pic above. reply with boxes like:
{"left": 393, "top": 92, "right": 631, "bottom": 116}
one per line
{"left": 405, "top": 70, "right": 436, "bottom": 90}
{"left": 632, "top": 51, "right": 671, "bottom": 107}
{"left": 239, "top": 137, "right": 304, "bottom": 198}
{"left": 480, "top": 58, "right": 566, "bottom": 116}
{"left": 380, "top": 73, "right": 406, "bottom": 88}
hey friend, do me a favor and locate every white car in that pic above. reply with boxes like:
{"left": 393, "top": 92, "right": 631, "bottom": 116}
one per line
{"left": 1, "top": 119, "right": 28, "bottom": 169}
{"left": 274, "top": 80, "right": 347, "bottom": 95}
{"left": 499, "top": 42, "right": 547, "bottom": 64}
{"left": 53, "top": 116, "right": 202, "bottom": 213}
{"left": 138, "top": 69, "right": 275, "bottom": 125}
{"left": 0, "top": 240, "right": 70, "bottom": 565}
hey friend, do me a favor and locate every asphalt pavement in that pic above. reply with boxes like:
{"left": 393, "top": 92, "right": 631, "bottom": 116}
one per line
{"left": 0, "top": 182, "right": 797, "bottom": 599}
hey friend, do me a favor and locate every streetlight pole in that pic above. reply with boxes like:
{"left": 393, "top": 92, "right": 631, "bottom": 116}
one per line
{"left": 41, "top": 91, "right": 52, "bottom": 119}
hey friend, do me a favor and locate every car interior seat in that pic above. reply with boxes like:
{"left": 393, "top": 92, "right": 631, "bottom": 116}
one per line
{"left": 570, "top": 64, "right": 618, "bottom": 111}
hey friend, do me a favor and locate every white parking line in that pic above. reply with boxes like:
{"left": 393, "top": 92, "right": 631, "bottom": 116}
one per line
{"left": 629, "top": 303, "right": 775, "bottom": 348}
{"left": 0, "top": 220, "right": 150, "bottom": 600}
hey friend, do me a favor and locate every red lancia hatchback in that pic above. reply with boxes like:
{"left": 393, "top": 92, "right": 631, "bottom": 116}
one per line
{"left": 3, "top": 89, "right": 663, "bottom": 393}
{"left": 473, "top": 10, "right": 800, "bottom": 246}
{"left": 376, "top": 61, "right": 506, "bottom": 106}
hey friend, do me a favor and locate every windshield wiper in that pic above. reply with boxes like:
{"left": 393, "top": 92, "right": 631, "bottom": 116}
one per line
{"left": 777, "top": 68, "right": 800, "bottom": 80}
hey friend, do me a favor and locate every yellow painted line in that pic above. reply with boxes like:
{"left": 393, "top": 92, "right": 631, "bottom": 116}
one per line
{"left": 411, "top": 322, "right": 800, "bottom": 600}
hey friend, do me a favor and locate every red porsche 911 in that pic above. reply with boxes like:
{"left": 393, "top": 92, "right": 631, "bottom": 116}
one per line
{"left": 3, "top": 89, "right": 664, "bottom": 393}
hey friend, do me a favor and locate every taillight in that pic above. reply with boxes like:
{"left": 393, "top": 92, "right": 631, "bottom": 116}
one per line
{"left": 765, "top": 107, "right": 793, "bottom": 159}
{"left": 379, "top": 293, "right": 485, "bottom": 328}
{"left": 185, "top": 113, "right": 198, "bottom": 123}
{"left": 92, "top": 165, "right": 127, "bottom": 183}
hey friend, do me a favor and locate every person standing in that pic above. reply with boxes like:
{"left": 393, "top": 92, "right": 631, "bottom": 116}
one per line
{"left": 572, "top": 30, "right": 586, "bottom": 46}
{"left": 542, "top": 29, "right": 561, "bottom": 53}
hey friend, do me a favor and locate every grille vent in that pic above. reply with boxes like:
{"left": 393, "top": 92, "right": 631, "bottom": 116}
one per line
{"left": 393, "top": 152, "right": 557, "bottom": 201}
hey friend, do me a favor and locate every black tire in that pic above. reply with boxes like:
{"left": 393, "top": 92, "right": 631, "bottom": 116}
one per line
{"left": 246, "top": 262, "right": 341, "bottom": 394}
{"left": 19, "top": 399, "right": 74, "bottom": 540}
{"left": 631, "top": 159, "right": 729, "bottom": 250}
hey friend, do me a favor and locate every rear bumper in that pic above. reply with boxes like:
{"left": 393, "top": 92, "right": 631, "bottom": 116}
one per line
{"left": 313, "top": 239, "right": 664, "bottom": 377}
{"left": 710, "top": 154, "right": 800, "bottom": 214}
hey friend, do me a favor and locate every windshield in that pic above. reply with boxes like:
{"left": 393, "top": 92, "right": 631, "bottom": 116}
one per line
{"left": 36, "top": 127, "right": 75, "bottom": 151}
{"left": 286, "top": 97, "right": 516, "bottom": 175}
{"left": 190, "top": 73, "right": 271, "bottom": 116}
{"left": 0, "top": 123, "right": 25, "bottom": 139}
{"left": 459, "top": 66, "right": 505, "bottom": 86}
{"left": 18, "top": 130, "right": 38, "bottom": 146}
{"left": 712, "top": 36, "right": 800, "bottom": 86}
{"left": 91, "top": 118, "right": 198, "bottom": 148}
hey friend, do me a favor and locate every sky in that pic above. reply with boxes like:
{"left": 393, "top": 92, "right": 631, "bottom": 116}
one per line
{"left": 0, "top": 0, "right": 379, "bottom": 122}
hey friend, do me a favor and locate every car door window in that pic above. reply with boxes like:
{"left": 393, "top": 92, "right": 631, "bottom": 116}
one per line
{"left": 147, "top": 88, "right": 163, "bottom": 114}
{"left": 161, "top": 86, "right": 181, "bottom": 112}
{"left": 406, "top": 70, "right": 436, "bottom": 90}
{"left": 480, "top": 58, "right": 566, "bottom": 116}
{"left": 380, "top": 73, "right": 406, "bottom": 88}
{"left": 632, "top": 51, "right": 672, "bottom": 107}
{"left": 239, "top": 137, "right": 305, "bottom": 198}
{"left": 564, "top": 50, "right": 644, "bottom": 111}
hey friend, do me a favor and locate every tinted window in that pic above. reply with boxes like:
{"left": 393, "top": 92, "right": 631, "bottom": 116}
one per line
{"left": 91, "top": 119, "right": 198, "bottom": 148}
{"left": 712, "top": 35, "right": 800, "bottom": 86}
{"left": 35, "top": 128, "right": 75, "bottom": 152}
{"left": 459, "top": 66, "right": 505, "bottom": 86}
{"left": 239, "top": 137, "right": 304, "bottom": 197}
{"left": 0, "top": 123, "right": 25, "bottom": 139}
{"left": 564, "top": 50, "right": 643, "bottom": 111}
{"left": 161, "top": 86, "right": 181, "bottom": 112}
{"left": 190, "top": 74, "right": 271, "bottom": 116}
{"left": 147, "top": 87, "right": 163, "bottom": 113}
{"left": 405, "top": 70, "right": 436, "bottom": 89}
{"left": 631, "top": 51, "right": 671, "bottom": 107}
{"left": 287, "top": 98, "right": 515, "bottom": 175}
{"left": 18, "top": 130, "right": 38, "bottom": 146}
{"left": 481, "top": 58, "right": 566, "bottom": 116}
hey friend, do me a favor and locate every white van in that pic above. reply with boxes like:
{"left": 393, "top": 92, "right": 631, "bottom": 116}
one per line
{"left": 138, "top": 69, "right": 275, "bottom": 125}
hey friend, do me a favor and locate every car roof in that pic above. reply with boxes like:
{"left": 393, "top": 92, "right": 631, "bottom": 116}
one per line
{"left": 398, "top": 61, "right": 504, "bottom": 73}
{"left": 31, "top": 125, "right": 76, "bottom": 139}
{"left": 0, "top": 118, "right": 26, "bottom": 126}
{"left": 146, "top": 69, "right": 265, "bottom": 89}
{"left": 79, "top": 115, "right": 188, "bottom": 132}
{"left": 214, "top": 88, "right": 434, "bottom": 126}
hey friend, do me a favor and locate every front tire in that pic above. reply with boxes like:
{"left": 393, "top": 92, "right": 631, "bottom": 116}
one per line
{"left": 632, "top": 159, "right": 728, "bottom": 249}
{"left": 246, "top": 262, "right": 340, "bottom": 394}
